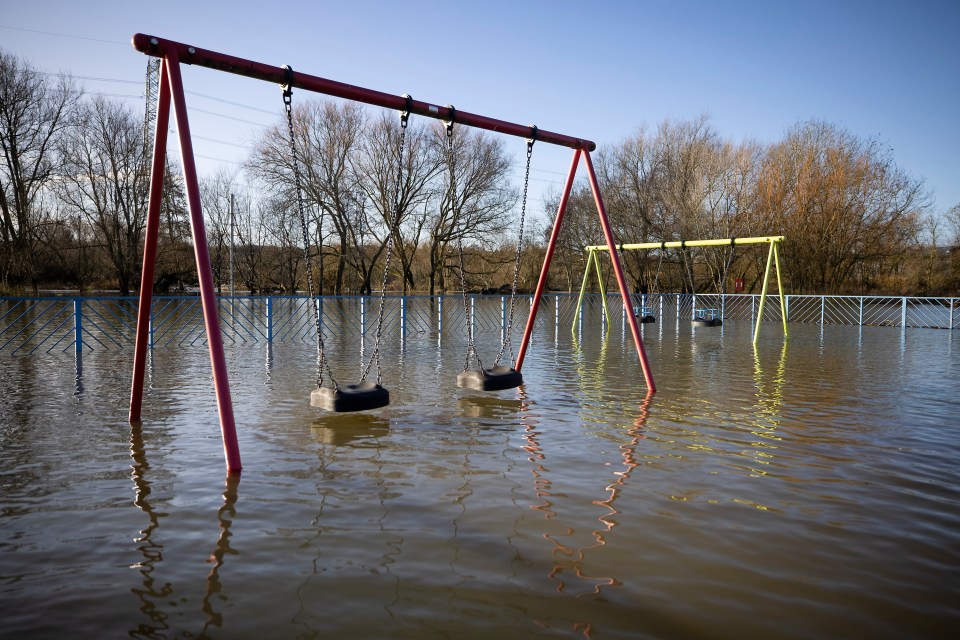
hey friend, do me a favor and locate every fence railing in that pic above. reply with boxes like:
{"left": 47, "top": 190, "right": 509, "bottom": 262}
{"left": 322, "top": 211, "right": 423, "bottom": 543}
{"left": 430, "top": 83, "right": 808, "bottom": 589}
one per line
{"left": 1, "top": 293, "right": 956, "bottom": 354}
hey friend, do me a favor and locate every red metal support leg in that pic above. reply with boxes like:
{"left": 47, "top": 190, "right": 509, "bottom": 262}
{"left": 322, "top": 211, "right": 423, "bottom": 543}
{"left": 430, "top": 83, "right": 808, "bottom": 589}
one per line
{"left": 515, "top": 148, "right": 582, "bottom": 371}
{"left": 130, "top": 59, "right": 172, "bottom": 423}
{"left": 165, "top": 53, "right": 241, "bottom": 472}
{"left": 582, "top": 151, "right": 656, "bottom": 393}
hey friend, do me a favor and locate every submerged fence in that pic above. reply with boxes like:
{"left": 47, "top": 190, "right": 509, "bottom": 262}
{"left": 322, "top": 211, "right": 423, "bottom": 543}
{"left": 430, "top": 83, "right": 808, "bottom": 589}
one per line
{"left": 0, "top": 293, "right": 957, "bottom": 354}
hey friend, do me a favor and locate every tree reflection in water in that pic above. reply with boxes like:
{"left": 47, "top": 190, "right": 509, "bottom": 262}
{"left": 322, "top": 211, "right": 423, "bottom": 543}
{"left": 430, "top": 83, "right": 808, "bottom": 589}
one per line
{"left": 293, "top": 413, "right": 396, "bottom": 637}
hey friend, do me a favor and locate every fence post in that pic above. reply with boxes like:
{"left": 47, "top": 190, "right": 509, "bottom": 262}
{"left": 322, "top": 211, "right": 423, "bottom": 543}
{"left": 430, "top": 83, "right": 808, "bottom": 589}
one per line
{"left": 859, "top": 296, "right": 863, "bottom": 326}
{"left": 438, "top": 295, "right": 443, "bottom": 336}
{"left": 677, "top": 293, "right": 681, "bottom": 321}
{"left": 361, "top": 296, "right": 366, "bottom": 335}
{"left": 267, "top": 296, "right": 273, "bottom": 343}
{"left": 148, "top": 300, "right": 154, "bottom": 348}
{"left": 751, "top": 294, "right": 755, "bottom": 324}
{"left": 555, "top": 294, "right": 560, "bottom": 326}
{"left": 901, "top": 297, "right": 908, "bottom": 328}
{"left": 784, "top": 295, "right": 790, "bottom": 323}
{"left": 951, "top": 298, "right": 955, "bottom": 330}
{"left": 74, "top": 298, "right": 82, "bottom": 353}
{"left": 820, "top": 296, "right": 825, "bottom": 326}
{"left": 470, "top": 296, "right": 475, "bottom": 336}
{"left": 401, "top": 296, "right": 406, "bottom": 340}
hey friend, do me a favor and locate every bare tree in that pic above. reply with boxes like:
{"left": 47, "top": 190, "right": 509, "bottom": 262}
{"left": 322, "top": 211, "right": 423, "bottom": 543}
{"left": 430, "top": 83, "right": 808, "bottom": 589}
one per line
{"left": 946, "top": 202, "right": 960, "bottom": 247}
{"left": 232, "top": 198, "right": 272, "bottom": 294}
{"left": 354, "top": 113, "right": 439, "bottom": 294}
{"left": 200, "top": 169, "right": 245, "bottom": 293}
{"left": 247, "top": 99, "right": 367, "bottom": 294}
{"left": 428, "top": 124, "right": 516, "bottom": 294}
{"left": 757, "top": 120, "right": 929, "bottom": 293}
{"left": 544, "top": 183, "right": 601, "bottom": 292}
{"left": 0, "top": 49, "right": 80, "bottom": 291}
{"left": 56, "top": 97, "right": 149, "bottom": 295}
{"left": 152, "top": 164, "right": 192, "bottom": 293}
{"left": 948, "top": 203, "right": 960, "bottom": 293}
{"left": 586, "top": 116, "right": 760, "bottom": 294}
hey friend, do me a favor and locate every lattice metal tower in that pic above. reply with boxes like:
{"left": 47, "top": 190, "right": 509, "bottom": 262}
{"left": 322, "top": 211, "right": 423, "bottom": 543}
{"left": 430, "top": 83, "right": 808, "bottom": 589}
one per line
{"left": 143, "top": 58, "right": 161, "bottom": 152}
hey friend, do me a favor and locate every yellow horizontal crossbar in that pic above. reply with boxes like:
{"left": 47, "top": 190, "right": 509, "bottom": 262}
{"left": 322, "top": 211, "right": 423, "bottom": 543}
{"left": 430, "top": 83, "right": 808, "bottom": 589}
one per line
{"left": 584, "top": 236, "right": 785, "bottom": 251}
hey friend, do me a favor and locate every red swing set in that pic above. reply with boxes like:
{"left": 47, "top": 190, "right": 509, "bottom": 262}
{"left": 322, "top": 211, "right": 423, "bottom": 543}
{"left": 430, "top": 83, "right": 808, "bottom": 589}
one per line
{"left": 127, "top": 34, "right": 656, "bottom": 472}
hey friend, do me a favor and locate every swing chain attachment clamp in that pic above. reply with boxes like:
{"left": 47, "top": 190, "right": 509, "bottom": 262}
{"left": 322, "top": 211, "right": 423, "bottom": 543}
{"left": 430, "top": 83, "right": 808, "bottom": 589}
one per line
{"left": 444, "top": 104, "right": 456, "bottom": 138}
{"left": 399, "top": 94, "right": 413, "bottom": 127}
{"left": 281, "top": 65, "right": 294, "bottom": 107}
{"left": 526, "top": 125, "right": 538, "bottom": 157}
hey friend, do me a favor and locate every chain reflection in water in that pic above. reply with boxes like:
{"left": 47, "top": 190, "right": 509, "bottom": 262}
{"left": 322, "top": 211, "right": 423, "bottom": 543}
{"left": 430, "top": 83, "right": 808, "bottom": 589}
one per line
{"left": 294, "top": 413, "right": 400, "bottom": 635}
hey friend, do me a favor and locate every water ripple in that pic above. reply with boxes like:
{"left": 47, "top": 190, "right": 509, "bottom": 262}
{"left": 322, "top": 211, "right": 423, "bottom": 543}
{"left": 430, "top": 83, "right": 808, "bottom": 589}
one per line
{"left": 1, "top": 319, "right": 958, "bottom": 637}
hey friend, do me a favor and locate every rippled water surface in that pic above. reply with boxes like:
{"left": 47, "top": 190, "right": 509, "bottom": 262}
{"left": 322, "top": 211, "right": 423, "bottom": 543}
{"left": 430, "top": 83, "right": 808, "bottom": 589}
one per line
{"left": 1, "top": 312, "right": 959, "bottom": 639}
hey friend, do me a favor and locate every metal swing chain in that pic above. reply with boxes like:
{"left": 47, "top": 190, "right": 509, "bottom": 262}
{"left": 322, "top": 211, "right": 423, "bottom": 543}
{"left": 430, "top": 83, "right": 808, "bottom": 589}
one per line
{"left": 446, "top": 113, "right": 484, "bottom": 374}
{"left": 653, "top": 242, "right": 666, "bottom": 293}
{"left": 283, "top": 67, "right": 337, "bottom": 389}
{"left": 359, "top": 97, "right": 410, "bottom": 385}
{"left": 493, "top": 129, "right": 536, "bottom": 368}
{"left": 722, "top": 237, "right": 736, "bottom": 293}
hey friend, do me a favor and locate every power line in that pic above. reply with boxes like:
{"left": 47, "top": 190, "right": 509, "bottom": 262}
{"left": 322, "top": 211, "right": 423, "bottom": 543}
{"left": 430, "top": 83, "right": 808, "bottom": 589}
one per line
{"left": 39, "top": 71, "right": 140, "bottom": 84}
{"left": 40, "top": 72, "right": 281, "bottom": 120}
{"left": 530, "top": 167, "right": 569, "bottom": 176}
{"left": 188, "top": 107, "right": 271, "bottom": 128}
{"left": 194, "top": 134, "right": 251, "bottom": 150}
{"left": 0, "top": 24, "right": 126, "bottom": 45}
{"left": 185, "top": 90, "right": 279, "bottom": 117}
{"left": 194, "top": 153, "right": 243, "bottom": 166}
{"left": 88, "top": 92, "right": 144, "bottom": 100}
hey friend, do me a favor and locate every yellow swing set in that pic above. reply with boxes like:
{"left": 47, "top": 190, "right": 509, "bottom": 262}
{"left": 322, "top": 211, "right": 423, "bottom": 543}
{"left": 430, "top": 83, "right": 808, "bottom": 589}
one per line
{"left": 573, "top": 236, "right": 789, "bottom": 344}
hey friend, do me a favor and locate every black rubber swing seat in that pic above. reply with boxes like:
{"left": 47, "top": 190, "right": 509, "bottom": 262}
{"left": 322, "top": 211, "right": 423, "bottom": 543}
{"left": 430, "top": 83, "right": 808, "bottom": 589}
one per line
{"left": 457, "top": 365, "right": 524, "bottom": 392}
{"left": 640, "top": 315, "right": 656, "bottom": 324}
{"left": 691, "top": 317, "right": 723, "bottom": 328}
{"left": 311, "top": 381, "right": 390, "bottom": 412}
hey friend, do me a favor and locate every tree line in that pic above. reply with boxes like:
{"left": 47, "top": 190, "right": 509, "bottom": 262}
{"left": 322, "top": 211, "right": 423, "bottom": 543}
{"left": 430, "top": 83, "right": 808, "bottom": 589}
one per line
{"left": 2, "top": 48, "right": 958, "bottom": 298}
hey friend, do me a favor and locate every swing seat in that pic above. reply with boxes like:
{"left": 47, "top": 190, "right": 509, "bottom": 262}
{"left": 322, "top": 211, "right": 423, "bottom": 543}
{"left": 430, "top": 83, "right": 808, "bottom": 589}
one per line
{"left": 457, "top": 366, "right": 523, "bottom": 392}
{"left": 634, "top": 305, "right": 656, "bottom": 323}
{"left": 311, "top": 381, "right": 390, "bottom": 412}
{"left": 692, "top": 317, "right": 722, "bottom": 328}
{"left": 692, "top": 308, "right": 721, "bottom": 327}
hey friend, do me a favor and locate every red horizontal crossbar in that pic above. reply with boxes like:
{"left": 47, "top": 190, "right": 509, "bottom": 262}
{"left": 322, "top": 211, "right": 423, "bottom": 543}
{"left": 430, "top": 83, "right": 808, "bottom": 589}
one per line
{"left": 132, "top": 34, "right": 596, "bottom": 152}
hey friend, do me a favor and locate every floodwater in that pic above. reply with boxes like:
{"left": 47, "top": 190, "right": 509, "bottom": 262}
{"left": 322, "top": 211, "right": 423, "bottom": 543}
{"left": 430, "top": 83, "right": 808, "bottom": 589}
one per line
{"left": 1, "top": 310, "right": 958, "bottom": 639}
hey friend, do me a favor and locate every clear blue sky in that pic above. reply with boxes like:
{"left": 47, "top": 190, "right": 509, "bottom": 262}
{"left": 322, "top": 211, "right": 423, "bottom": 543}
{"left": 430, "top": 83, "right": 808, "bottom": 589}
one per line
{"left": 3, "top": 0, "right": 958, "bottom": 226}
